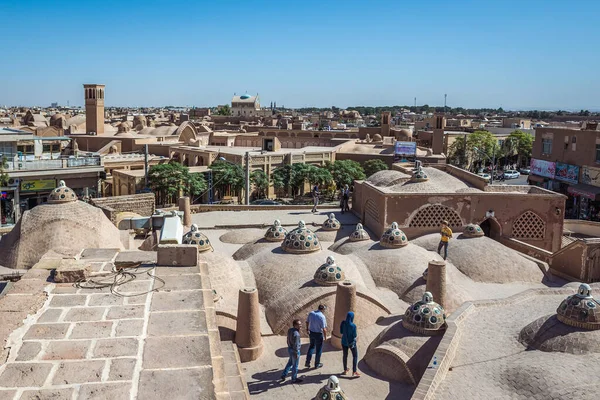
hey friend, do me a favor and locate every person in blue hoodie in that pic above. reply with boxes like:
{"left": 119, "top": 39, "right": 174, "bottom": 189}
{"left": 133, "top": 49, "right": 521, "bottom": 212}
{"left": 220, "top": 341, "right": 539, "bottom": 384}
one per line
{"left": 340, "top": 311, "right": 360, "bottom": 377}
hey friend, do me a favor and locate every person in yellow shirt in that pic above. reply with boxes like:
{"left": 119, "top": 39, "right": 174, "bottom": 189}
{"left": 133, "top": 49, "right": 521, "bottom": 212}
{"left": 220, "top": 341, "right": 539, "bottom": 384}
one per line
{"left": 437, "top": 220, "right": 452, "bottom": 260}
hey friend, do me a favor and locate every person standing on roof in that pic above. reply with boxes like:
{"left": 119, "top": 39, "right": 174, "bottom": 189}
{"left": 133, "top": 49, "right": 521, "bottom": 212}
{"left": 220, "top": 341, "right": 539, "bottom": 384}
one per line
{"left": 437, "top": 220, "right": 452, "bottom": 260}
{"left": 340, "top": 311, "right": 360, "bottom": 377}
{"left": 305, "top": 304, "right": 327, "bottom": 369}
{"left": 311, "top": 184, "right": 320, "bottom": 213}
{"left": 280, "top": 319, "right": 303, "bottom": 384}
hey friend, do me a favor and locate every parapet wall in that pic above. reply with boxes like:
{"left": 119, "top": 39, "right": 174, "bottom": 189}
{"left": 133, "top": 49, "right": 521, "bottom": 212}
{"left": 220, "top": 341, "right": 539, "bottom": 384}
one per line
{"left": 411, "top": 287, "right": 575, "bottom": 400}
{"left": 90, "top": 193, "right": 155, "bottom": 224}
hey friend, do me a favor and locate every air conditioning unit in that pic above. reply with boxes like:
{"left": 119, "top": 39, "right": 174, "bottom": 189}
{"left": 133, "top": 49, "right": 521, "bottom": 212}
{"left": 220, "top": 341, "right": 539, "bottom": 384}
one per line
{"left": 7, "top": 178, "right": 20, "bottom": 187}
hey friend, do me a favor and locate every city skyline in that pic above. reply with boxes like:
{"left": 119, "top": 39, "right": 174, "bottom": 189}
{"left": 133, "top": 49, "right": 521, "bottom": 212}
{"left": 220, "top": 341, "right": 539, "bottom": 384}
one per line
{"left": 2, "top": 0, "right": 599, "bottom": 110}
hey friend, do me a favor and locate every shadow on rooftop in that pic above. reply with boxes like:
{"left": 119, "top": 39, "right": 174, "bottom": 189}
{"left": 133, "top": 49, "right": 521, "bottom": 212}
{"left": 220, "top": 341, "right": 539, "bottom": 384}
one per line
{"left": 356, "top": 359, "right": 415, "bottom": 400}
{"left": 274, "top": 341, "right": 339, "bottom": 358}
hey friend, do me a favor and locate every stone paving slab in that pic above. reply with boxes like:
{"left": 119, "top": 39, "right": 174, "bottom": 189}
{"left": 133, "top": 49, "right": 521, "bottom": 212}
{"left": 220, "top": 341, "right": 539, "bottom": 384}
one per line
{"left": 243, "top": 335, "right": 412, "bottom": 400}
{"left": 191, "top": 208, "right": 359, "bottom": 229}
{"left": 0, "top": 262, "right": 220, "bottom": 400}
{"left": 114, "top": 251, "right": 157, "bottom": 268}
{"left": 80, "top": 248, "right": 120, "bottom": 261}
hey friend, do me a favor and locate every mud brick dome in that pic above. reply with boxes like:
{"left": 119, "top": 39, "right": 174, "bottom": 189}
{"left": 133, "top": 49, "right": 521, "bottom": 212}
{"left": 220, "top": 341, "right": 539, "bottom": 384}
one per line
{"left": 380, "top": 222, "right": 409, "bottom": 248}
{"left": 182, "top": 224, "right": 212, "bottom": 253}
{"left": 0, "top": 181, "right": 123, "bottom": 269}
{"left": 48, "top": 180, "right": 77, "bottom": 204}
{"left": 316, "top": 376, "right": 348, "bottom": 400}
{"left": 314, "top": 256, "right": 345, "bottom": 286}
{"left": 462, "top": 223, "right": 484, "bottom": 238}
{"left": 402, "top": 291, "right": 447, "bottom": 335}
{"left": 349, "top": 223, "right": 369, "bottom": 242}
{"left": 264, "top": 220, "right": 287, "bottom": 242}
{"left": 281, "top": 220, "right": 321, "bottom": 254}
{"left": 557, "top": 283, "right": 600, "bottom": 330}
{"left": 322, "top": 213, "right": 341, "bottom": 231}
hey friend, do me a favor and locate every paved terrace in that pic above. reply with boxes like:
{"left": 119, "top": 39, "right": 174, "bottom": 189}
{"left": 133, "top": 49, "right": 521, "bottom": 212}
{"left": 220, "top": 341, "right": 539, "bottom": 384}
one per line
{"left": 0, "top": 250, "right": 248, "bottom": 400}
{"left": 191, "top": 208, "right": 357, "bottom": 229}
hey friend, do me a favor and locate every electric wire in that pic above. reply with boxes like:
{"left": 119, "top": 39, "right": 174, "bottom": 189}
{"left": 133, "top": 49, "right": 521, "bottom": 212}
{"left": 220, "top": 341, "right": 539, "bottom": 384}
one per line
{"left": 75, "top": 264, "right": 165, "bottom": 297}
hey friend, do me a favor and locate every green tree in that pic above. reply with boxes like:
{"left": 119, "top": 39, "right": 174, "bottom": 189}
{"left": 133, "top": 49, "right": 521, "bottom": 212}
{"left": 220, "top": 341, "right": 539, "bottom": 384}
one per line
{"left": 465, "top": 131, "right": 499, "bottom": 170}
{"left": 250, "top": 170, "right": 269, "bottom": 199}
{"left": 271, "top": 165, "right": 291, "bottom": 197}
{"left": 363, "top": 159, "right": 388, "bottom": 177}
{"left": 326, "top": 160, "right": 366, "bottom": 188}
{"left": 447, "top": 136, "right": 468, "bottom": 168}
{"left": 506, "top": 130, "right": 533, "bottom": 167}
{"left": 183, "top": 171, "right": 207, "bottom": 203}
{"left": 306, "top": 165, "right": 333, "bottom": 186}
{"left": 0, "top": 157, "right": 8, "bottom": 187}
{"left": 209, "top": 160, "right": 244, "bottom": 202}
{"left": 289, "top": 163, "right": 311, "bottom": 196}
{"left": 215, "top": 104, "right": 231, "bottom": 116}
{"left": 148, "top": 162, "right": 206, "bottom": 205}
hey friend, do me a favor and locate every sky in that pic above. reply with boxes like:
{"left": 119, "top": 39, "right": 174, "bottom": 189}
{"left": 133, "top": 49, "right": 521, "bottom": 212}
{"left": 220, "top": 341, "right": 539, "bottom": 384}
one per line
{"left": 1, "top": 0, "right": 599, "bottom": 110}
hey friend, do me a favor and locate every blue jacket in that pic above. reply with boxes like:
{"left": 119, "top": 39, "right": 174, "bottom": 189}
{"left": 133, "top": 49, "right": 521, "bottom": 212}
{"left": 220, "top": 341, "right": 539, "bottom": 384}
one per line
{"left": 340, "top": 311, "right": 357, "bottom": 347}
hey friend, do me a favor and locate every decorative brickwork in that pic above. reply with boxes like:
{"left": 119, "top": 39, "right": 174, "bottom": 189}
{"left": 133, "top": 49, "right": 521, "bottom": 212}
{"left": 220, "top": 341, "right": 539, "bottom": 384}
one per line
{"left": 364, "top": 199, "right": 379, "bottom": 223}
{"left": 409, "top": 204, "right": 462, "bottom": 228}
{"left": 512, "top": 210, "right": 546, "bottom": 240}
{"left": 90, "top": 193, "right": 155, "bottom": 225}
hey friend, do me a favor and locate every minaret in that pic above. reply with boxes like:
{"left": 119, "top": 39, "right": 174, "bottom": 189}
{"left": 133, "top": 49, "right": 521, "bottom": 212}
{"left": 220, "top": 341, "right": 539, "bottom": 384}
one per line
{"left": 83, "top": 84, "right": 105, "bottom": 134}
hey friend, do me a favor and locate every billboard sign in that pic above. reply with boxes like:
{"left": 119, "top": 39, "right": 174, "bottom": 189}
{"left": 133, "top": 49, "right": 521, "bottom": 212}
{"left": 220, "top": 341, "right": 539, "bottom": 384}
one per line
{"left": 555, "top": 162, "right": 579, "bottom": 184}
{"left": 20, "top": 179, "right": 56, "bottom": 192}
{"left": 530, "top": 158, "right": 556, "bottom": 179}
{"left": 580, "top": 166, "right": 600, "bottom": 187}
{"left": 394, "top": 141, "right": 417, "bottom": 156}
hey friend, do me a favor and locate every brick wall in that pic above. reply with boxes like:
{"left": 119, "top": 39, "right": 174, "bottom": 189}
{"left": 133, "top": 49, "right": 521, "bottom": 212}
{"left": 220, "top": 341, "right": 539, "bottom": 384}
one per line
{"left": 90, "top": 193, "right": 155, "bottom": 225}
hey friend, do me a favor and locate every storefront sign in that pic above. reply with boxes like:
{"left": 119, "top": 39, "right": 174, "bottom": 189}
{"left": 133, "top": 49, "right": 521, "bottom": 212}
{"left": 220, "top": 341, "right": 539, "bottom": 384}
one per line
{"left": 567, "top": 185, "right": 598, "bottom": 200}
{"left": 530, "top": 159, "right": 556, "bottom": 179}
{"left": 394, "top": 141, "right": 417, "bottom": 156}
{"left": 20, "top": 179, "right": 56, "bottom": 192}
{"left": 580, "top": 166, "right": 600, "bottom": 187}
{"left": 555, "top": 162, "right": 579, "bottom": 184}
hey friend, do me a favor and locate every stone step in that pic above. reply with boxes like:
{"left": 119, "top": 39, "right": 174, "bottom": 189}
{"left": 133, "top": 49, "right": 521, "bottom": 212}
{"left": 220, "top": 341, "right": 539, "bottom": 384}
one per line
{"left": 218, "top": 341, "right": 250, "bottom": 400}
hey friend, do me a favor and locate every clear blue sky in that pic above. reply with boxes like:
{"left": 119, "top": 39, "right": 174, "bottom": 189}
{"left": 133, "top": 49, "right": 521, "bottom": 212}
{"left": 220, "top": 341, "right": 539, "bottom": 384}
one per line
{"left": 1, "top": 0, "right": 598, "bottom": 110}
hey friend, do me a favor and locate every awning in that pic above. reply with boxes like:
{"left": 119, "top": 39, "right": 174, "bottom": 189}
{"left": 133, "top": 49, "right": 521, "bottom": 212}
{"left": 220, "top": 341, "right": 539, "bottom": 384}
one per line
{"left": 528, "top": 175, "right": 545, "bottom": 183}
{"left": 567, "top": 183, "right": 600, "bottom": 200}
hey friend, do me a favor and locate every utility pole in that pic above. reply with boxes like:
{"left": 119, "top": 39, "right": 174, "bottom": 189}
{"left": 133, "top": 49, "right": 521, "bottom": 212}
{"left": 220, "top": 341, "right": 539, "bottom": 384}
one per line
{"left": 444, "top": 94, "right": 447, "bottom": 113}
{"left": 144, "top": 144, "right": 149, "bottom": 188}
{"left": 414, "top": 97, "right": 416, "bottom": 108}
{"left": 491, "top": 141, "right": 496, "bottom": 185}
{"left": 245, "top": 151, "right": 250, "bottom": 205}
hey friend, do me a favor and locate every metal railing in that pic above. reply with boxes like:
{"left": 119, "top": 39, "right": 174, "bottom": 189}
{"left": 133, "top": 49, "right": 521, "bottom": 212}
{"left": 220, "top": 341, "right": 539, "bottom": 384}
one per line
{"left": 4, "top": 156, "right": 102, "bottom": 171}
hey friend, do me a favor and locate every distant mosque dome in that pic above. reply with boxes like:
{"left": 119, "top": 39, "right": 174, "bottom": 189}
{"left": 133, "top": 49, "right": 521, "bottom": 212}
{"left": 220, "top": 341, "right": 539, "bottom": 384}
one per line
{"left": 240, "top": 93, "right": 251, "bottom": 100}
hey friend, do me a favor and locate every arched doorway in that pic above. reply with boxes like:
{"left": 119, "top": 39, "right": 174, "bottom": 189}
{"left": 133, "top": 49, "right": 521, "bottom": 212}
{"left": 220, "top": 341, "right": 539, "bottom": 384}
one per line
{"left": 480, "top": 218, "right": 501, "bottom": 239}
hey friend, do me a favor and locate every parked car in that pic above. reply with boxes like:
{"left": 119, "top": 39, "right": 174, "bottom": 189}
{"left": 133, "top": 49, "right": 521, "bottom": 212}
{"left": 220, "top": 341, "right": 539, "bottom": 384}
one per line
{"left": 251, "top": 199, "right": 281, "bottom": 206}
{"left": 519, "top": 167, "right": 530, "bottom": 175}
{"left": 504, "top": 170, "right": 520, "bottom": 179}
{"left": 477, "top": 173, "right": 491, "bottom": 182}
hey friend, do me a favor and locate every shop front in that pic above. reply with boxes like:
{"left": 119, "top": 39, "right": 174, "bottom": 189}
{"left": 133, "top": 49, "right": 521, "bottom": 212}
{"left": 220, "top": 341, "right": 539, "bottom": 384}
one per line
{"left": 18, "top": 179, "right": 56, "bottom": 213}
{"left": 554, "top": 162, "right": 581, "bottom": 218}
{"left": 529, "top": 159, "right": 556, "bottom": 189}
{"left": 0, "top": 188, "right": 16, "bottom": 226}
{"left": 567, "top": 183, "right": 600, "bottom": 221}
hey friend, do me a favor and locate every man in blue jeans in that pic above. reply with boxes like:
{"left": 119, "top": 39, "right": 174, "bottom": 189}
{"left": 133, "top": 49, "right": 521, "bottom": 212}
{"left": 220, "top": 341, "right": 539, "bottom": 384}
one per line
{"left": 280, "top": 319, "right": 303, "bottom": 383}
{"left": 305, "top": 304, "right": 327, "bottom": 369}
